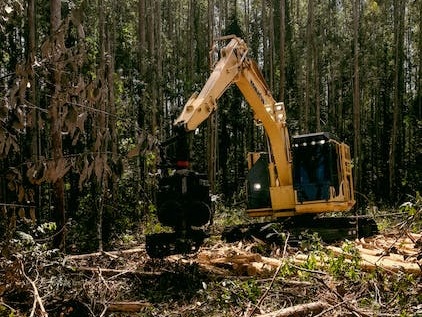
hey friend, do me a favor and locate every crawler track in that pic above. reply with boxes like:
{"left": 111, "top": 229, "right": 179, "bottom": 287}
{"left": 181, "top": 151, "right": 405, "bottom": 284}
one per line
{"left": 146, "top": 229, "right": 208, "bottom": 258}
{"left": 146, "top": 216, "right": 378, "bottom": 258}
{"left": 222, "top": 215, "right": 379, "bottom": 245}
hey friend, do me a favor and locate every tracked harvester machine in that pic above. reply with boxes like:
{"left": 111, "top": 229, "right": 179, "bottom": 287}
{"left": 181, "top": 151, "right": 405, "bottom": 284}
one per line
{"left": 146, "top": 36, "right": 377, "bottom": 258}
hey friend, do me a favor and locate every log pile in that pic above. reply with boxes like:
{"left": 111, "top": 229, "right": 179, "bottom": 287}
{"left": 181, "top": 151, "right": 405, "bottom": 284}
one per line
{"left": 64, "top": 231, "right": 420, "bottom": 280}
{"left": 175, "top": 232, "right": 422, "bottom": 276}
{"left": 328, "top": 231, "right": 421, "bottom": 274}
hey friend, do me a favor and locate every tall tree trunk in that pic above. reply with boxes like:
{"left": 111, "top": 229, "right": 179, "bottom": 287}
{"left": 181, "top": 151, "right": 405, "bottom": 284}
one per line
{"left": 50, "top": 0, "right": 60, "bottom": 31}
{"left": 138, "top": 0, "right": 146, "bottom": 77}
{"left": 147, "top": 0, "right": 156, "bottom": 133}
{"left": 28, "top": 0, "right": 36, "bottom": 149}
{"left": 137, "top": 0, "right": 147, "bottom": 216}
{"left": 152, "top": 0, "right": 161, "bottom": 136}
{"left": 243, "top": 0, "right": 250, "bottom": 39}
{"left": 312, "top": 3, "right": 323, "bottom": 131}
{"left": 279, "top": 0, "right": 285, "bottom": 101}
{"left": 108, "top": 1, "right": 117, "bottom": 204}
{"left": 389, "top": 0, "right": 406, "bottom": 198}
{"left": 418, "top": 0, "right": 422, "bottom": 120}
{"left": 97, "top": 0, "right": 107, "bottom": 252}
{"left": 207, "top": 0, "right": 217, "bottom": 195}
{"left": 304, "top": 0, "right": 314, "bottom": 133}
{"left": 313, "top": 28, "right": 320, "bottom": 131}
{"left": 353, "top": 0, "right": 361, "bottom": 191}
{"left": 27, "top": 0, "right": 40, "bottom": 215}
{"left": 188, "top": 0, "right": 195, "bottom": 84}
{"left": 50, "top": 0, "right": 66, "bottom": 250}
{"left": 261, "top": 0, "right": 268, "bottom": 79}
{"left": 269, "top": 0, "right": 275, "bottom": 90}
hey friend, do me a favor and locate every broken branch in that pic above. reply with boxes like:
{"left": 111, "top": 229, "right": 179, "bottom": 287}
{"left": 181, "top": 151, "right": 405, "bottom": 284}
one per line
{"left": 20, "top": 262, "right": 48, "bottom": 317}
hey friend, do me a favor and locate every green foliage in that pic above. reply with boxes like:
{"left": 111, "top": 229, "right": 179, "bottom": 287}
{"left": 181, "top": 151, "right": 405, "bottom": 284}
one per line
{"left": 0, "top": 304, "right": 16, "bottom": 317}
{"left": 212, "top": 196, "right": 250, "bottom": 230}
{"left": 390, "top": 273, "right": 418, "bottom": 309}
{"left": 327, "top": 241, "right": 362, "bottom": 282}
{"left": 362, "top": 269, "right": 421, "bottom": 315}
{"left": 277, "top": 259, "right": 295, "bottom": 278}
{"left": 295, "top": 233, "right": 363, "bottom": 281}
{"left": 37, "top": 222, "right": 57, "bottom": 234}
{"left": 141, "top": 205, "right": 172, "bottom": 236}
{"left": 216, "top": 279, "right": 261, "bottom": 307}
{"left": 299, "top": 231, "right": 324, "bottom": 252}
{"left": 307, "top": 252, "right": 320, "bottom": 270}
{"left": 0, "top": 226, "right": 85, "bottom": 315}
{"left": 398, "top": 193, "right": 422, "bottom": 232}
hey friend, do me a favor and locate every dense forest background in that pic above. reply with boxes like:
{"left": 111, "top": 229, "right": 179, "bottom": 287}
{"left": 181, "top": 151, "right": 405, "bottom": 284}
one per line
{"left": 0, "top": 0, "right": 421, "bottom": 252}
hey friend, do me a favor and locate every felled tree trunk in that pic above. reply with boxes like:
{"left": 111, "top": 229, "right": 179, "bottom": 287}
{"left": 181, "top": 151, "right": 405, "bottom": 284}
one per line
{"left": 256, "top": 301, "right": 329, "bottom": 317}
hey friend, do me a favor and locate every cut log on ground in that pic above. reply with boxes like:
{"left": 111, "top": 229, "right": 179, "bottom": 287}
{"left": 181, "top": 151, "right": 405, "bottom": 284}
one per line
{"left": 64, "top": 265, "right": 162, "bottom": 277}
{"left": 106, "top": 301, "right": 151, "bottom": 313}
{"left": 64, "top": 247, "right": 146, "bottom": 262}
{"left": 327, "top": 246, "right": 421, "bottom": 274}
{"left": 256, "top": 301, "right": 329, "bottom": 317}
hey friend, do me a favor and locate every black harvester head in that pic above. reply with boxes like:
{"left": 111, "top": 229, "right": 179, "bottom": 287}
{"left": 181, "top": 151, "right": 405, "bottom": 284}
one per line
{"left": 146, "top": 169, "right": 211, "bottom": 258}
{"left": 146, "top": 128, "right": 212, "bottom": 258}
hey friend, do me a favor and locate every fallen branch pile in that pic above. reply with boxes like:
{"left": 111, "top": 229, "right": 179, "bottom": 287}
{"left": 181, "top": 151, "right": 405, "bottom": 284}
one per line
{"left": 2, "top": 231, "right": 420, "bottom": 316}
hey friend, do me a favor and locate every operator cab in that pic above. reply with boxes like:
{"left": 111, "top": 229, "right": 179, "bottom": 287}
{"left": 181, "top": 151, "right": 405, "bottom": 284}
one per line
{"left": 246, "top": 132, "right": 354, "bottom": 213}
{"left": 292, "top": 132, "right": 340, "bottom": 202}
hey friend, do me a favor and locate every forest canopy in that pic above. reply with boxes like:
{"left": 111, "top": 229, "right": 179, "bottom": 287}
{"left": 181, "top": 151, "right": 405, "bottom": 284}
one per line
{"left": 0, "top": 0, "right": 421, "bottom": 251}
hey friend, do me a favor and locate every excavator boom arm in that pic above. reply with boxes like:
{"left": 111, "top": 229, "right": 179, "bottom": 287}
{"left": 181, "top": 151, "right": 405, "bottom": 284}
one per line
{"left": 175, "top": 36, "right": 292, "bottom": 189}
{"left": 174, "top": 37, "right": 248, "bottom": 130}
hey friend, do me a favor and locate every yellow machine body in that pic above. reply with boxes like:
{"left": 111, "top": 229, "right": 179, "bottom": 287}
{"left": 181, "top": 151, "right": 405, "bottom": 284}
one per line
{"left": 175, "top": 35, "right": 355, "bottom": 218}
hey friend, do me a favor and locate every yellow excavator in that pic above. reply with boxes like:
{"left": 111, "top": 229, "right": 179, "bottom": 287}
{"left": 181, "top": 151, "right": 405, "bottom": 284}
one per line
{"left": 146, "top": 36, "right": 375, "bottom": 257}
